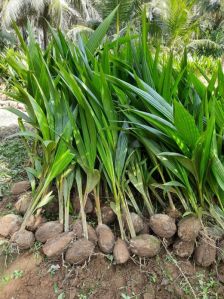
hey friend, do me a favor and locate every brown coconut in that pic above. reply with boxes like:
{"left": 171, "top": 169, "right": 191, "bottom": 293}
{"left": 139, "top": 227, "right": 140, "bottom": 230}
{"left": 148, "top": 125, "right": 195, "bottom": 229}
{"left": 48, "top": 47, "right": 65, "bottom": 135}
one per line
{"left": 72, "top": 195, "right": 94, "bottom": 214}
{"left": 218, "top": 239, "right": 224, "bottom": 262}
{"left": 101, "top": 206, "right": 116, "bottom": 225}
{"left": 194, "top": 237, "right": 216, "bottom": 267}
{"left": 65, "top": 239, "right": 95, "bottom": 264}
{"left": 26, "top": 214, "right": 47, "bottom": 232}
{"left": 113, "top": 238, "right": 130, "bottom": 264}
{"left": 149, "top": 214, "right": 176, "bottom": 238}
{"left": 72, "top": 220, "right": 97, "bottom": 244}
{"left": 0, "top": 214, "right": 22, "bottom": 237}
{"left": 178, "top": 216, "right": 201, "bottom": 242}
{"left": 130, "top": 234, "right": 161, "bottom": 257}
{"left": 96, "top": 224, "right": 115, "bottom": 253}
{"left": 173, "top": 239, "right": 195, "bottom": 258}
{"left": 43, "top": 232, "right": 75, "bottom": 257}
{"left": 35, "top": 221, "right": 63, "bottom": 243}
{"left": 124, "top": 212, "right": 144, "bottom": 234}
{"left": 11, "top": 181, "right": 30, "bottom": 195}
{"left": 11, "top": 229, "right": 35, "bottom": 249}
{"left": 15, "top": 192, "right": 32, "bottom": 215}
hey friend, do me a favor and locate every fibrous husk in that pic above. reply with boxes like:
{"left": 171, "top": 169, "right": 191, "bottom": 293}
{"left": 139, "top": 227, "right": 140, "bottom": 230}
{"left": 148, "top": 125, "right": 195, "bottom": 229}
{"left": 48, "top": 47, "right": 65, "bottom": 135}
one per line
{"left": 130, "top": 234, "right": 161, "bottom": 257}
{"left": 35, "top": 221, "right": 63, "bottom": 243}
{"left": 65, "top": 239, "right": 95, "bottom": 264}
{"left": 113, "top": 238, "right": 130, "bottom": 264}
{"left": 96, "top": 224, "right": 115, "bottom": 254}
{"left": 0, "top": 214, "right": 22, "bottom": 237}
{"left": 149, "top": 214, "right": 176, "bottom": 238}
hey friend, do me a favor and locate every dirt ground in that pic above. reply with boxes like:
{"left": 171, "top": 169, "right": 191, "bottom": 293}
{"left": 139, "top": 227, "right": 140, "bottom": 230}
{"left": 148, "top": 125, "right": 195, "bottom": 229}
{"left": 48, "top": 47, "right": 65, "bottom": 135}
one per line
{"left": 0, "top": 237, "right": 224, "bottom": 299}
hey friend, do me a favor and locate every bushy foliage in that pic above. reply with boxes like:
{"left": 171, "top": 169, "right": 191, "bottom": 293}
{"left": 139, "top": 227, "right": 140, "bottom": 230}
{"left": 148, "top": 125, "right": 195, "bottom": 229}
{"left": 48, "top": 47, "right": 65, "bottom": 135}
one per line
{"left": 0, "top": 30, "right": 16, "bottom": 50}
{"left": 2, "top": 9, "right": 224, "bottom": 238}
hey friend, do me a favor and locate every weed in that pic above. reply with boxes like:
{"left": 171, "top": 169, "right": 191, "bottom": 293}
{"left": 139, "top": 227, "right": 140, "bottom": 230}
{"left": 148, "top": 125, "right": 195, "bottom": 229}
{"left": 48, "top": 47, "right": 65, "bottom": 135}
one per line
{"left": 1, "top": 242, "right": 18, "bottom": 266}
{"left": 164, "top": 254, "right": 175, "bottom": 264}
{"left": 5, "top": 202, "right": 13, "bottom": 209}
{"left": 180, "top": 279, "right": 191, "bottom": 295}
{"left": 32, "top": 241, "right": 42, "bottom": 259}
{"left": 1, "top": 269, "right": 23, "bottom": 284}
{"left": 53, "top": 282, "right": 59, "bottom": 294}
{"left": 105, "top": 254, "right": 114, "bottom": 264}
{"left": 148, "top": 273, "right": 157, "bottom": 284}
{"left": 12, "top": 270, "right": 23, "bottom": 279}
{"left": 196, "top": 272, "right": 218, "bottom": 299}
{"left": 0, "top": 137, "right": 27, "bottom": 196}
{"left": 48, "top": 264, "right": 60, "bottom": 277}
{"left": 57, "top": 292, "right": 65, "bottom": 299}
{"left": 120, "top": 292, "right": 137, "bottom": 299}
{"left": 78, "top": 294, "right": 88, "bottom": 299}
{"left": 2, "top": 275, "right": 11, "bottom": 283}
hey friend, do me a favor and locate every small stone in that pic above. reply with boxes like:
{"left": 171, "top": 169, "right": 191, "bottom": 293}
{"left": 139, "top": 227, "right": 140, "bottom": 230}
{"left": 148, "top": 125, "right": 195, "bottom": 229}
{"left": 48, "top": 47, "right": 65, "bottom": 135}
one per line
{"left": 96, "top": 224, "right": 115, "bottom": 253}
{"left": 130, "top": 234, "right": 161, "bottom": 257}
{"left": 11, "top": 229, "right": 35, "bottom": 249}
{"left": 178, "top": 216, "right": 201, "bottom": 241}
{"left": 11, "top": 181, "right": 30, "bottom": 195}
{"left": 73, "top": 220, "right": 97, "bottom": 244}
{"left": 194, "top": 237, "right": 216, "bottom": 267}
{"left": 35, "top": 221, "right": 63, "bottom": 243}
{"left": 65, "top": 239, "right": 95, "bottom": 264}
{"left": 101, "top": 206, "right": 116, "bottom": 225}
{"left": 0, "top": 214, "right": 22, "bottom": 237}
{"left": 113, "top": 238, "right": 130, "bottom": 264}
{"left": 43, "top": 232, "right": 75, "bottom": 257}
{"left": 15, "top": 192, "right": 32, "bottom": 214}
{"left": 149, "top": 214, "right": 176, "bottom": 238}
{"left": 173, "top": 239, "right": 194, "bottom": 258}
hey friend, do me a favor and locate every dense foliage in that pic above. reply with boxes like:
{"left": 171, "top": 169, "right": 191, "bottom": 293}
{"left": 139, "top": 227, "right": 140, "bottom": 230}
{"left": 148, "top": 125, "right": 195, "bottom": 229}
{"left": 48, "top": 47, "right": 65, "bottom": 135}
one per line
{"left": 1, "top": 8, "right": 224, "bottom": 239}
{"left": 0, "top": 0, "right": 224, "bottom": 56}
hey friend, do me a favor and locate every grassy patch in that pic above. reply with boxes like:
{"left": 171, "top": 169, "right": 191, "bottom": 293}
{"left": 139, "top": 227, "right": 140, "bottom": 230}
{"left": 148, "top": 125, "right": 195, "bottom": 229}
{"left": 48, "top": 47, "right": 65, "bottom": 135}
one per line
{"left": 0, "top": 137, "right": 28, "bottom": 196}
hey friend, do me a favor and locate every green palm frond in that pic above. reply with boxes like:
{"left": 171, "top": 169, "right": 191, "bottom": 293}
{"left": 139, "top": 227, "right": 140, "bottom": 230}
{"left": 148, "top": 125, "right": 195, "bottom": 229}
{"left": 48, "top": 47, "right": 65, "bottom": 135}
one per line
{"left": 188, "top": 39, "right": 224, "bottom": 56}
{"left": 92, "top": 0, "right": 140, "bottom": 32}
{"left": 1, "top": 0, "right": 46, "bottom": 27}
{"left": 66, "top": 24, "right": 93, "bottom": 40}
{"left": 147, "top": 0, "right": 198, "bottom": 47}
{"left": 1, "top": 0, "right": 81, "bottom": 28}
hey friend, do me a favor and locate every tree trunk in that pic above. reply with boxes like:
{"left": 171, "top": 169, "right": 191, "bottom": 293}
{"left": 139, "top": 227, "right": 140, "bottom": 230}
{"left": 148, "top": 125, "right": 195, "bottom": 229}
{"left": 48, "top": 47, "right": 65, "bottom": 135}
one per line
{"left": 42, "top": 5, "right": 49, "bottom": 49}
{"left": 21, "top": 26, "right": 28, "bottom": 43}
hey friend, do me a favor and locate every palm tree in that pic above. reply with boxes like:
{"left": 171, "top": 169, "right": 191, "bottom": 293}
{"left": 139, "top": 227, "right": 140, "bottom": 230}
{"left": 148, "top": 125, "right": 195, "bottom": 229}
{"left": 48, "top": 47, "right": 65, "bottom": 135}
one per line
{"left": 144, "top": 0, "right": 198, "bottom": 48}
{"left": 188, "top": 0, "right": 224, "bottom": 56}
{"left": 197, "top": 0, "right": 224, "bottom": 30}
{"left": 92, "top": 0, "right": 144, "bottom": 33}
{"left": 0, "top": 0, "right": 84, "bottom": 47}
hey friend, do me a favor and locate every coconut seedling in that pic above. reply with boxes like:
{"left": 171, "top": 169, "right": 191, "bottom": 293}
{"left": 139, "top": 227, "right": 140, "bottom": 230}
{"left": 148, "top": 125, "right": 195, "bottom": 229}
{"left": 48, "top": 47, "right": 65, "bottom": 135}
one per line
{"left": 3, "top": 6, "right": 224, "bottom": 246}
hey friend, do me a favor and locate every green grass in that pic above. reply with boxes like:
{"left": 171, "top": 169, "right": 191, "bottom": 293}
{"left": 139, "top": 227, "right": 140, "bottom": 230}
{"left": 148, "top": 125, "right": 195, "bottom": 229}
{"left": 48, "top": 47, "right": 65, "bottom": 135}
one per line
{"left": 0, "top": 137, "right": 28, "bottom": 196}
